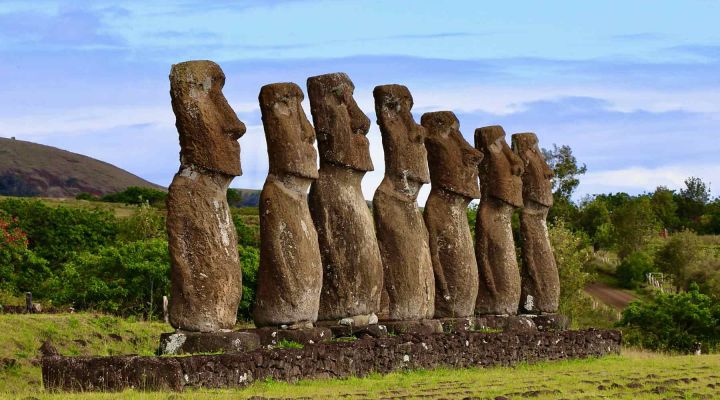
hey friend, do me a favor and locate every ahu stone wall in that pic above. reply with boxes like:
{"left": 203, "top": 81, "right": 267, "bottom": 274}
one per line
{"left": 43, "top": 329, "right": 621, "bottom": 392}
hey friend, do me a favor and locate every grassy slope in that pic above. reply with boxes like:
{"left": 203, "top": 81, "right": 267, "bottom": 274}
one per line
{"left": 0, "top": 313, "right": 718, "bottom": 399}
{"left": 0, "top": 313, "right": 170, "bottom": 394}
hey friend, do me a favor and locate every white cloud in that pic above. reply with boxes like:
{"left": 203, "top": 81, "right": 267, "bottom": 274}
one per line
{"left": 580, "top": 164, "right": 720, "bottom": 197}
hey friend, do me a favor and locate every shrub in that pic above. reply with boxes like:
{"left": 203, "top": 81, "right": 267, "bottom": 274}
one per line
{"left": 54, "top": 239, "right": 170, "bottom": 317}
{"left": 616, "top": 251, "right": 655, "bottom": 289}
{"left": 117, "top": 203, "right": 166, "bottom": 243}
{"left": 549, "top": 220, "right": 594, "bottom": 324}
{"left": 619, "top": 284, "right": 720, "bottom": 353}
{"left": 0, "top": 198, "right": 118, "bottom": 265}
{"left": 655, "top": 230, "right": 702, "bottom": 291}
{"left": 0, "top": 210, "right": 51, "bottom": 294}
{"left": 101, "top": 186, "right": 167, "bottom": 206}
{"left": 237, "top": 245, "right": 259, "bottom": 321}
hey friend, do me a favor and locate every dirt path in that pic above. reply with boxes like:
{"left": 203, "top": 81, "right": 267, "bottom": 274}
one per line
{"left": 584, "top": 282, "right": 637, "bottom": 310}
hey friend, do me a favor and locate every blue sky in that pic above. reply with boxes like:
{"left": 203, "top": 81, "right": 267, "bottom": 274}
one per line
{"left": 1, "top": 0, "right": 719, "bottom": 202}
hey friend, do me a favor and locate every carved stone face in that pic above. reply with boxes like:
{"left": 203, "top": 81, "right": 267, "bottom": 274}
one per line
{"left": 306, "top": 73, "right": 373, "bottom": 172}
{"left": 374, "top": 84, "right": 430, "bottom": 185}
{"left": 170, "top": 60, "right": 246, "bottom": 176}
{"left": 259, "top": 82, "right": 318, "bottom": 180}
{"left": 421, "top": 111, "right": 482, "bottom": 199}
{"left": 512, "top": 132, "right": 553, "bottom": 207}
{"left": 474, "top": 125, "right": 524, "bottom": 208}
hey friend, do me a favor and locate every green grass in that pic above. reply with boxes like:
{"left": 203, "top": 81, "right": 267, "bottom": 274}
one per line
{"left": 3, "top": 350, "right": 717, "bottom": 399}
{"left": 0, "top": 313, "right": 171, "bottom": 394}
{"left": 1, "top": 314, "right": 719, "bottom": 399}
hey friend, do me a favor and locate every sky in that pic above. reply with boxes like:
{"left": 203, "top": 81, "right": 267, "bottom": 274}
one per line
{"left": 1, "top": 0, "right": 719, "bottom": 202}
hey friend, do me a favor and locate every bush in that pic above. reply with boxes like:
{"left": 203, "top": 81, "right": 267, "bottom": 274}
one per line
{"left": 549, "top": 220, "right": 594, "bottom": 325}
{"left": 0, "top": 198, "right": 118, "bottom": 265}
{"left": 53, "top": 239, "right": 170, "bottom": 317}
{"left": 101, "top": 186, "right": 167, "bottom": 206}
{"left": 619, "top": 284, "right": 720, "bottom": 353}
{"left": 616, "top": 251, "right": 655, "bottom": 289}
{"left": 237, "top": 245, "right": 259, "bottom": 321}
{"left": 117, "top": 203, "right": 166, "bottom": 243}
{"left": 232, "top": 210, "right": 260, "bottom": 247}
{"left": 0, "top": 210, "right": 51, "bottom": 294}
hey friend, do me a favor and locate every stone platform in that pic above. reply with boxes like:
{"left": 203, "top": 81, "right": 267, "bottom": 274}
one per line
{"left": 43, "top": 329, "right": 621, "bottom": 392}
{"left": 158, "top": 331, "right": 260, "bottom": 355}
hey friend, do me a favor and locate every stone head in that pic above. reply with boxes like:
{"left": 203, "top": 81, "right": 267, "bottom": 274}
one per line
{"left": 306, "top": 73, "right": 373, "bottom": 172}
{"left": 170, "top": 60, "right": 246, "bottom": 176}
{"left": 421, "top": 111, "right": 482, "bottom": 199}
{"left": 259, "top": 82, "right": 318, "bottom": 180}
{"left": 474, "top": 125, "right": 524, "bottom": 208}
{"left": 374, "top": 84, "right": 430, "bottom": 186}
{"left": 512, "top": 132, "right": 554, "bottom": 207}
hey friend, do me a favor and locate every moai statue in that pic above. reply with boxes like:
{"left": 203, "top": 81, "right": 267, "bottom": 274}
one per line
{"left": 474, "top": 125, "right": 524, "bottom": 315}
{"left": 421, "top": 112, "right": 483, "bottom": 319}
{"left": 512, "top": 133, "right": 560, "bottom": 314}
{"left": 166, "top": 60, "right": 245, "bottom": 332}
{"left": 253, "top": 83, "right": 323, "bottom": 327}
{"left": 307, "top": 73, "right": 384, "bottom": 325}
{"left": 372, "top": 84, "right": 434, "bottom": 321}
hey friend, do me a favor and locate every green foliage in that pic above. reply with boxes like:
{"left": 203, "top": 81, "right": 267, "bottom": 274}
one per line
{"left": 238, "top": 245, "right": 259, "bottom": 320}
{"left": 611, "top": 197, "right": 659, "bottom": 258}
{"left": 117, "top": 203, "right": 166, "bottom": 242}
{"left": 616, "top": 251, "right": 654, "bottom": 289}
{"left": 75, "top": 192, "right": 99, "bottom": 201}
{"left": 542, "top": 144, "right": 587, "bottom": 201}
{"left": 619, "top": 284, "right": 720, "bottom": 353}
{"left": 0, "top": 198, "right": 118, "bottom": 265}
{"left": 651, "top": 186, "right": 679, "bottom": 230}
{"left": 232, "top": 209, "right": 260, "bottom": 247}
{"left": 654, "top": 230, "right": 702, "bottom": 291}
{"left": 53, "top": 239, "right": 170, "bottom": 317}
{"left": 548, "top": 220, "right": 593, "bottom": 324}
{"left": 101, "top": 186, "right": 167, "bottom": 206}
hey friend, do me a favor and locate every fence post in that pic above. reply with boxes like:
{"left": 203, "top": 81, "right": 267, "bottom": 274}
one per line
{"left": 25, "top": 292, "right": 33, "bottom": 313}
{"left": 163, "top": 296, "right": 169, "bottom": 324}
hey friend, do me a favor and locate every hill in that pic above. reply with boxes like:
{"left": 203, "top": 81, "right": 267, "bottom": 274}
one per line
{"left": 0, "top": 137, "right": 162, "bottom": 197}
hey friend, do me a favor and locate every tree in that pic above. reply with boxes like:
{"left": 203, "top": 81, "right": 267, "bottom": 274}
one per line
{"left": 676, "top": 177, "right": 711, "bottom": 228}
{"left": 101, "top": 186, "right": 167, "bottom": 206}
{"left": 542, "top": 144, "right": 587, "bottom": 201}
{"left": 616, "top": 251, "right": 654, "bottom": 289}
{"left": 576, "top": 196, "right": 612, "bottom": 248}
{"left": 611, "top": 197, "right": 660, "bottom": 258}
{"left": 654, "top": 230, "right": 702, "bottom": 291}
{"left": 549, "top": 220, "right": 593, "bottom": 323}
{"left": 651, "top": 186, "right": 679, "bottom": 230}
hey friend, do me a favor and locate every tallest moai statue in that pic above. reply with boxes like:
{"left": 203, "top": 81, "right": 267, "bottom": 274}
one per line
{"left": 307, "top": 73, "right": 384, "bottom": 324}
{"left": 166, "top": 60, "right": 245, "bottom": 332}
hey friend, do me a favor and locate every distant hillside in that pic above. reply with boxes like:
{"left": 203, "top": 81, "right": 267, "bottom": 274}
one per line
{"left": 0, "top": 137, "right": 163, "bottom": 197}
{"left": 228, "top": 188, "right": 261, "bottom": 207}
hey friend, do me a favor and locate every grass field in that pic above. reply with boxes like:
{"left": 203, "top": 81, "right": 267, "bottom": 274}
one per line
{"left": 0, "top": 314, "right": 718, "bottom": 399}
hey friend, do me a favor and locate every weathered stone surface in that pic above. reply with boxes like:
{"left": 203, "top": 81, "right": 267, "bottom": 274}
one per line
{"left": 250, "top": 327, "right": 333, "bottom": 347}
{"left": 307, "top": 73, "right": 383, "bottom": 322}
{"left": 314, "top": 322, "right": 389, "bottom": 339}
{"left": 512, "top": 133, "right": 560, "bottom": 314}
{"left": 421, "top": 112, "right": 483, "bottom": 319}
{"left": 254, "top": 83, "right": 323, "bottom": 327}
{"left": 437, "top": 317, "right": 475, "bottom": 333}
{"left": 373, "top": 84, "right": 434, "bottom": 321}
{"left": 158, "top": 331, "right": 260, "bottom": 355}
{"left": 167, "top": 61, "right": 244, "bottom": 332}
{"left": 381, "top": 319, "right": 444, "bottom": 335}
{"left": 170, "top": 60, "right": 246, "bottom": 177}
{"left": 475, "top": 315, "right": 536, "bottom": 333}
{"left": 43, "top": 329, "right": 622, "bottom": 391}
{"left": 474, "top": 126, "right": 524, "bottom": 316}
{"left": 529, "top": 314, "right": 569, "bottom": 331}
